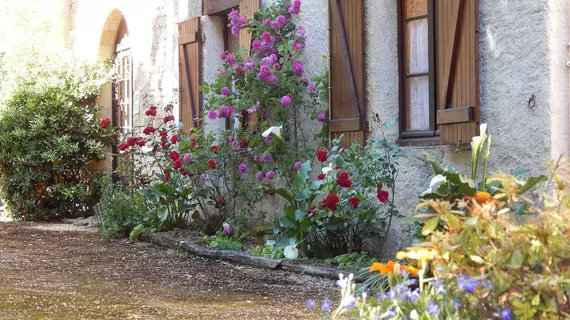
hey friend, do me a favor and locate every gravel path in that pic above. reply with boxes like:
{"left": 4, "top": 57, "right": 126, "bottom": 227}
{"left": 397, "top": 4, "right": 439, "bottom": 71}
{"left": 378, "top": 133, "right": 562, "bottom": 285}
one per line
{"left": 0, "top": 222, "right": 336, "bottom": 319}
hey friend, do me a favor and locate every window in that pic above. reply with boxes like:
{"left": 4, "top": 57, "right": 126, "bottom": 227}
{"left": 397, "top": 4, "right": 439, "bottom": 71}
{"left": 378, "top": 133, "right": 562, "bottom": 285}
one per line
{"left": 399, "top": 0, "right": 480, "bottom": 145}
{"left": 114, "top": 35, "right": 133, "bottom": 131}
{"left": 399, "top": 0, "right": 436, "bottom": 140}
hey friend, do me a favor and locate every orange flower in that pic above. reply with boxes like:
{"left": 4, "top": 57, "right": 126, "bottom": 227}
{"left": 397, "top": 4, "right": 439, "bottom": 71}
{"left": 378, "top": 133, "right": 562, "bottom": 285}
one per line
{"left": 402, "top": 265, "right": 419, "bottom": 276}
{"left": 369, "top": 261, "right": 396, "bottom": 274}
{"left": 474, "top": 191, "right": 491, "bottom": 203}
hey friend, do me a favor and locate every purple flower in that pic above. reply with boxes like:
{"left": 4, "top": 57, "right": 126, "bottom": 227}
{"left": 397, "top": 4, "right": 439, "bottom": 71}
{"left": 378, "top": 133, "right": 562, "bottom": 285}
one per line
{"left": 228, "top": 135, "right": 235, "bottom": 143}
{"left": 252, "top": 40, "right": 262, "bottom": 50}
{"left": 500, "top": 308, "right": 512, "bottom": 320}
{"left": 266, "top": 74, "right": 277, "bottom": 85}
{"left": 223, "top": 222, "right": 231, "bottom": 236}
{"left": 183, "top": 153, "right": 194, "bottom": 163}
{"left": 316, "top": 113, "right": 326, "bottom": 122}
{"left": 308, "top": 83, "right": 316, "bottom": 93}
{"left": 457, "top": 275, "right": 479, "bottom": 294}
{"left": 306, "top": 299, "right": 314, "bottom": 309}
{"left": 262, "top": 56, "right": 273, "bottom": 65}
{"left": 259, "top": 65, "right": 270, "bottom": 75}
{"left": 293, "top": 61, "right": 304, "bottom": 76}
{"left": 296, "top": 26, "right": 306, "bottom": 38}
{"left": 263, "top": 153, "right": 273, "bottom": 162}
{"left": 293, "top": 40, "right": 304, "bottom": 51}
{"left": 294, "top": 161, "right": 303, "bottom": 170}
{"left": 434, "top": 279, "right": 446, "bottom": 295}
{"left": 231, "top": 25, "right": 240, "bottom": 36}
{"left": 238, "top": 163, "right": 247, "bottom": 173}
{"left": 379, "top": 307, "right": 396, "bottom": 319}
{"left": 255, "top": 171, "right": 264, "bottom": 180}
{"left": 208, "top": 109, "right": 219, "bottom": 120}
{"left": 271, "top": 15, "right": 287, "bottom": 29}
{"left": 237, "top": 17, "right": 247, "bottom": 25}
{"left": 262, "top": 32, "right": 271, "bottom": 41}
{"left": 427, "top": 301, "right": 440, "bottom": 316}
{"left": 264, "top": 18, "right": 271, "bottom": 25}
{"left": 226, "top": 54, "right": 236, "bottom": 65}
{"left": 264, "top": 135, "right": 273, "bottom": 144}
{"left": 257, "top": 72, "right": 269, "bottom": 81}
{"left": 281, "top": 95, "right": 292, "bottom": 106}
{"left": 220, "top": 51, "right": 227, "bottom": 60}
{"left": 320, "top": 300, "right": 332, "bottom": 312}
{"left": 300, "top": 75, "right": 309, "bottom": 84}
{"left": 229, "top": 10, "right": 239, "bottom": 20}
{"left": 270, "top": 54, "right": 278, "bottom": 63}
{"left": 289, "top": 0, "right": 301, "bottom": 14}
{"left": 273, "top": 63, "right": 281, "bottom": 70}
{"left": 453, "top": 300, "right": 462, "bottom": 308}
{"left": 406, "top": 288, "right": 420, "bottom": 303}
{"left": 247, "top": 102, "right": 260, "bottom": 114}
{"left": 219, "top": 105, "right": 233, "bottom": 118}
{"left": 253, "top": 155, "right": 260, "bottom": 162}
{"left": 221, "top": 87, "right": 230, "bottom": 96}
{"left": 200, "top": 174, "right": 211, "bottom": 182}
{"left": 266, "top": 171, "right": 275, "bottom": 180}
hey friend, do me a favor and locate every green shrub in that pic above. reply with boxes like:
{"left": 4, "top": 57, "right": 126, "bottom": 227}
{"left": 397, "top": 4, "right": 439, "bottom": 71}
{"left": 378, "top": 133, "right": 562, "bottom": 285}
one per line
{"left": 96, "top": 176, "right": 153, "bottom": 239}
{"left": 202, "top": 235, "right": 244, "bottom": 251}
{"left": 250, "top": 244, "right": 284, "bottom": 259}
{"left": 0, "top": 54, "right": 112, "bottom": 220}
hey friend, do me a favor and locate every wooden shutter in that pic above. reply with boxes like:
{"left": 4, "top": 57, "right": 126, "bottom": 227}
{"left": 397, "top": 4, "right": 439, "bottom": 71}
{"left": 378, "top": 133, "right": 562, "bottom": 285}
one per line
{"left": 328, "top": 0, "right": 366, "bottom": 146}
{"left": 436, "top": 0, "right": 480, "bottom": 144}
{"left": 239, "top": 0, "right": 261, "bottom": 57}
{"left": 178, "top": 17, "right": 202, "bottom": 132}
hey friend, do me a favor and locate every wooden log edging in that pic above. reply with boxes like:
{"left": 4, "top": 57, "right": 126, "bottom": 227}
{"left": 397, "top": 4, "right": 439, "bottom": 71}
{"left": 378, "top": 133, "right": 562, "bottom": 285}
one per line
{"left": 140, "top": 232, "right": 364, "bottom": 281}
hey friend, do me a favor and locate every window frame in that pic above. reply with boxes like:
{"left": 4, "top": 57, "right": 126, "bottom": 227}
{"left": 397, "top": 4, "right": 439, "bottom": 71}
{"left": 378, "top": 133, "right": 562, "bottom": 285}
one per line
{"left": 397, "top": 0, "right": 438, "bottom": 145}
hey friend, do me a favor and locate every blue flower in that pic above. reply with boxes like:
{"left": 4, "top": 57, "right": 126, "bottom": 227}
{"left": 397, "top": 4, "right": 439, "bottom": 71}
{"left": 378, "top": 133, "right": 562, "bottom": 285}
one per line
{"left": 306, "top": 299, "right": 315, "bottom": 309}
{"left": 453, "top": 300, "right": 462, "bottom": 308}
{"left": 379, "top": 306, "right": 396, "bottom": 319}
{"left": 500, "top": 308, "right": 513, "bottom": 320}
{"left": 433, "top": 279, "right": 446, "bottom": 294}
{"left": 321, "top": 300, "right": 333, "bottom": 312}
{"left": 427, "top": 301, "right": 440, "bottom": 316}
{"left": 406, "top": 288, "right": 420, "bottom": 303}
{"left": 457, "top": 275, "right": 479, "bottom": 294}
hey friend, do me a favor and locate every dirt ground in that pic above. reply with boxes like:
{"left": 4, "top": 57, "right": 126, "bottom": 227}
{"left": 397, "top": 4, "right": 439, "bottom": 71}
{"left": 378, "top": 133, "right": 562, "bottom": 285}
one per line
{"left": 0, "top": 222, "right": 336, "bottom": 320}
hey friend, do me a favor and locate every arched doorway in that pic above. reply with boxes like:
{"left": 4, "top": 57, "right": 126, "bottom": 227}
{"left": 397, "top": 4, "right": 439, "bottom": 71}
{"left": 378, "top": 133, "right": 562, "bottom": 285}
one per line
{"left": 94, "top": 9, "right": 131, "bottom": 178}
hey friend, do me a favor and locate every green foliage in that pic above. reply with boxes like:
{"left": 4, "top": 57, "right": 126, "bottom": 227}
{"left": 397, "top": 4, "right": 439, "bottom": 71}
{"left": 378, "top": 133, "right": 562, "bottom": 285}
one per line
{"left": 249, "top": 244, "right": 284, "bottom": 259}
{"left": 202, "top": 234, "right": 244, "bottom": 251}
{"left": 326, "top": 252, "right": 377, "bottom": 271}
{"left": 96, "top": 176, "right": 153, "bottom": 239}
{"left": 0, "top": 54, "right": 112, "bottom": 220}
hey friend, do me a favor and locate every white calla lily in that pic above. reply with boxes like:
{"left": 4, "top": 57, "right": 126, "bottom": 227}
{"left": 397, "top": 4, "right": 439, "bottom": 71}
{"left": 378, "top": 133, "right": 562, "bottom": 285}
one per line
{"left": 421, "top": 174, "right": 447, "bottom": 196}
{"left": 261, "top": 125, "right": 283, "bottom": 140}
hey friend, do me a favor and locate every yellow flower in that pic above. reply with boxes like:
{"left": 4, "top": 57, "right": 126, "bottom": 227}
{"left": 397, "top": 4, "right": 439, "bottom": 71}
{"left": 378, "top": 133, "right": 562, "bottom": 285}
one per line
{"left": 369, "top": 261, "right": 396, "bottom": 274}
{"left": 396, "top": 251, "right": 407, "bottom": 260}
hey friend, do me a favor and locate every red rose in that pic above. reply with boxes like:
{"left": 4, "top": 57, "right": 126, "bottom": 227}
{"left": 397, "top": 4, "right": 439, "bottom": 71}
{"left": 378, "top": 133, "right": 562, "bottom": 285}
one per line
{"left": 145, "top": 107, "right": 157, "bottom": 117}
{"left": 322, "top": 194, "right": 340, "bottom": 211}
{"left": 160, "top": 136, "right": 167, "bottom": 144}
{"left": 143, "top": 126, "right": 156, "bottom": 135}
{"left": 208, "top": 159, "right": 216, "bottom": 169}
{"left": 377, "top": 187, "right": 389, "bottom": 203}
{"left": 159, "top": 130, "right": 168, "bottom": 137}
{"left": 210, "top": 145, "right": 219, "bottom": 154}
{"left": 164, "top": 171, "right": 171, "bottom": 182}
{"left": 179, "top": 168, "right": 188, "bottom": 176}
{"left": 99, "top": 117, "right": 111, "bottom": 129}
{"left": 162, "top": 143, "right": 171, "bottom": 149}
{"left": 109, "top": 133, "right": 118, "bottom": 140}
{"left": 170, "top": 135, "right": 178, "bottom": 144}
{"left": 127, "top": 137, "right": 137, "bottom": 147}
{"left": 240, "top": 139, "right": 249, "bottom": 148}
{"left": 348, "top": 197, "right": 360, "bottom": 209}
{"left": 169, "top": 151, "right": 180, "bottom": 161}
{"left": 118, "top": 143, "right": 129, "bottom": 151}
{"left": 135, "top": 139, "right": 145, "bottom": 147}
{"left": 336, "top": 171, "right": 352, "bottom": 188}
{"left": 190, "top": 137, "right": 197, "bottom": 147}
{"left": 316, "top": 149, "right": 328, "bottom": 162}
{"left": 173, "top": 159, "right": 182, "bottom": 169}
{"left": 317, "top": 173, "right": 326, "bottom": 180}
{"left": 163, "top": 115, "right": 175, "bottom": 123}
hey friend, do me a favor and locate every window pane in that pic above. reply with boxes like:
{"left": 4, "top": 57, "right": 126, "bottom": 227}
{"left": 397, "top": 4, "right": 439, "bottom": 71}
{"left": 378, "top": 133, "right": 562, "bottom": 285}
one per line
{"left": 406, "top": 18, "right": 429, "bottom": 74}
{"left": 407, "top": 76, "right": 430, "bottom": 131}
{"left": 405, "top": 0, "right": 427, "bottom": 17}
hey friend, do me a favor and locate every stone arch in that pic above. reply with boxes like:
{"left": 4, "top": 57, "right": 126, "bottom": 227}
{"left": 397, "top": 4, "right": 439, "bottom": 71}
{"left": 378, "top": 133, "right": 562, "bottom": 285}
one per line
{"left": 91, "top": 9, "right": 130, "bottom": 174}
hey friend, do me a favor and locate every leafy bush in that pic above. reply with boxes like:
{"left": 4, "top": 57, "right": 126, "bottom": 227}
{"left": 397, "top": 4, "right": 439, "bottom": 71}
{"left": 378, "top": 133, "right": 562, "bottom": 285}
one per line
{"left": 250, "top": 243, "right": 284, "bottom": 259}
{"left": 0, "top": 54, "right": 112, "bottom": 220}
{"left": 96, "top": 176, "right": 152, "bottom": 239}
{"left": 326, "top": 252, "right": 377, "bottom": 271}
{"left": 202, "top": 235, "right": 244, "bottom": 251}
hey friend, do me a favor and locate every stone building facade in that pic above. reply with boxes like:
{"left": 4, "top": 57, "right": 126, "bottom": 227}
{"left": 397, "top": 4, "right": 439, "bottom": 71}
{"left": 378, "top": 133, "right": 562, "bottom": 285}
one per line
{"left": 62, "top": 0, "right": 569, "bottom": 252}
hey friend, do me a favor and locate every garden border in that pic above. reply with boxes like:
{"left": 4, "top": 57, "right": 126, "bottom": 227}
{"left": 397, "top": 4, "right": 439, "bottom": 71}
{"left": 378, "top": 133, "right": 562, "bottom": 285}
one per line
{"left": 140, "top": 232, "right": 365, "bottom": 281}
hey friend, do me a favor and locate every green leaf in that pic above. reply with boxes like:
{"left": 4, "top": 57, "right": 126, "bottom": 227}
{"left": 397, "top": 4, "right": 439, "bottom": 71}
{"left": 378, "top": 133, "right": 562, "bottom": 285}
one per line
{"left": 157, "top": 206, "right": 169, "bottom": 222}
{"left": 445, "top": 213, "right": 461, "bottom": 230}
{"left": 508, "top": 250, "right": 523, "bottom": 269}
{"left": 279, "top": 214, "right": 296, "bottom": 229}
{"left": 295, "top": 209, "right": 306, "bottom": 222}
{"left": 532, "top": 293, "right": 541, "bottom": 306}
{"left": 518, "top": 175, "right": 548, "bottom": 195}
{"left": 273, "top": 188, "right": 294, "bottom": 203}
{"left": 308, "top": 180, "right": 325, "bottom": 190}
{"left": 465, "top": 217, "right": 479, "bottom": 226}
{"left": 421, "top": 217, "right": 440, "bottom": 236}
{"left": 129, "top": 224, "right": 144, "bottom": 240}
{"left": 295, "top": 190, "right": 309, "bottom": 201}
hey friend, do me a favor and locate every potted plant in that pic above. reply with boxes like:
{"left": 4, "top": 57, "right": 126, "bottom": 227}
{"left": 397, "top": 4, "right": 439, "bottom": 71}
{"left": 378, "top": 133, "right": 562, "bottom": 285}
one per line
{"left": 252, "top": 225, "right": 272, "bottom": 245}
